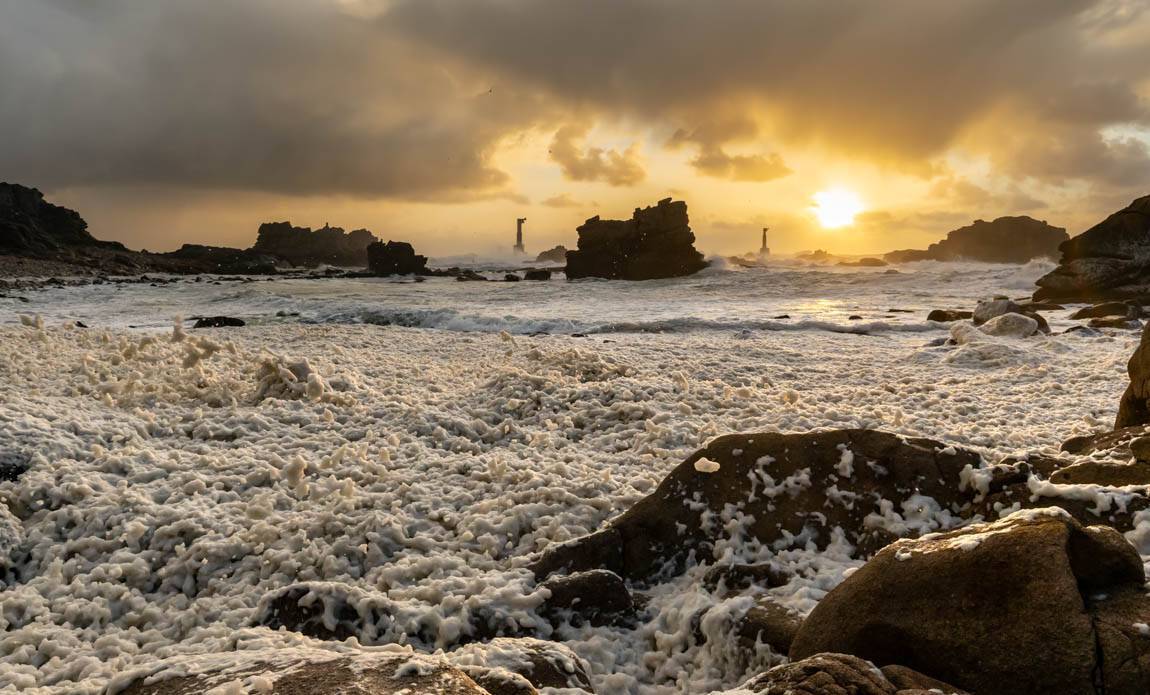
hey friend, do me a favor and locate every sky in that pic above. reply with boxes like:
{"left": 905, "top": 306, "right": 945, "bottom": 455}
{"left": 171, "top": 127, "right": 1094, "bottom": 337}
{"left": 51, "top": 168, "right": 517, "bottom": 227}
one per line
{"left": 2, "top": 0, "right": 1149, "bottom": 257}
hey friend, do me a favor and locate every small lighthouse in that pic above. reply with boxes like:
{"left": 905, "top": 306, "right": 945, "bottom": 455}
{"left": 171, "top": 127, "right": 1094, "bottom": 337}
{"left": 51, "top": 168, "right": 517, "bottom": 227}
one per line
{"left": 514, "top": 217, "right": 527, "bottom": 254}
{"left": 759, "top": 227, "right": 771, "bottom": 257}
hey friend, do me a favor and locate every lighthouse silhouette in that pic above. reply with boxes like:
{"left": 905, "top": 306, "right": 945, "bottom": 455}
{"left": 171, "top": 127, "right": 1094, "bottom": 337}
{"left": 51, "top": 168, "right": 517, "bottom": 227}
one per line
{"left": 514, "top": 218, "right": 527, "bottom": 254}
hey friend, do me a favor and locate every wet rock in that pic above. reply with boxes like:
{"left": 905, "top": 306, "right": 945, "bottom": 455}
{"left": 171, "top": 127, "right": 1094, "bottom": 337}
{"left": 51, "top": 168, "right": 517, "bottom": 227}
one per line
{"left": 1117, "top": 324, "right": 1150, "bottom": 429}
{"left": 837, "top": 257, "right": 888, "bottom": 267}
{"left": 524, "top": 269, "right": 552, "bottom": 281}
{"left": 0, "top": 451, "right": 31, "bottom": 482}
{"left": 192, "top": 316, "right": 246, "bottom": 328}
{"left": 1090, "top": 316, "right": 1143, "bottom": 330}
{"left": 449, "top": 638, "right": 595, "bottom": 695}
{"left": 564, "top": 198, "right": 707, "bottom": 280}
{"left": 539, "top": 569, "right": 635, "bottom": 626}
{"left": 1071, "top": 301, "right": 1142, "bottom": 320}
{"left": 1050, "top": 460, "right": 1150, "bottom": 486}
{"left": 254, "top": 584, "right": 363, "bottom": 641}
{"left": 979, "top": 312, "right": 1039, "bottom": 337}
{"left": 114, "top": 650, "right": 492, "bottom": 695}
{"left": 534, "top": 246, "right": 568, "bottom": 264}
{"left": 734, "top": 596, "right": 804, "bottom": 655}
{"left": 848, "top": 315, "right": 863, "bottom": 320}
{"left": 790, "top": 509, "right": 1150, "bottom": 695}
{"left": 504, "top": 274, "right": 521, "bottom": 282}
{"left": 530, "top": 429, "right": 981, "bottom": 584}
{"left": 741, "top": 653, "right": 968, "bottom": 695}
{"left": 455, "top": 270, "right": 488, "bottom": 282}
{"left": 926, "top": 309, "right": 972, "bottom": 322}
{"left": 1035, "top": 194, "right": 1150, "bottom": 302}
{"left": 884, "top": 215, "right": 1067, "bottom": 264}
{"left": 973, "top": 298, "right": 1049, "bottom": 333}
{"left": 367, "top": 241, "right": 429, "bottom": 276}
{"left": 702, "top": 562, "right": 793, "bottom": 593}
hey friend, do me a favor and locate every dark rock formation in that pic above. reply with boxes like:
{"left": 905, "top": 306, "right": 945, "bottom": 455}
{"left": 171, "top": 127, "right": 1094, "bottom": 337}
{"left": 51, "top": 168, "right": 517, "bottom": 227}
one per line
{"left": 367, "top": 241, "right": 429, "bottom": 276}
{"left": 1117, "top": 324, "right": 1150, "bottom": 429}
{"left": 0, "top": 451, "right": 30, "bottom": 483}
{"left": 926, "top": 309, "right": 972, "bottom": 322}
{"left": 741, "top": 653, "right": 968, "bottom": 695}
{"left": 164, "top": 244, "right": 279, "bottom": 275}
{"left": 450, "top": 638, "right": 595, "bottom": 694}
{"left": 1034, "top": 195, "right": 1150, "bottom": 301}
{"left": 535, "top": 246, "right": 568, "bottom": 264}
{"left": 192, "top": 316, "right": 246, "bottom": 329}
{"left": 0, "top": 182, "right": 124, "bottom": 256}
{"left": 539, "top": 569, "right": 635, "bottom": 627}
{"left": 1071, "top": 300, "right": 1142, "bottom": 320}
{"left": 1089, "top": 316, "right": 1142, "bottom": 330}
{"left": 251, "top": 222, "right": 378, "bottom": 268}
{"left": 524, "top": 269, "right": 552, "bottom": 281}
{"left": 702, "top": 562, "right": 793, "bottom": 593}
{"left": 564, "top": 199, "right": 707, "bottom": 280}
{"left": 790, "top": 511, "right": 1150, "bottom": 695}
{"left": 837, "top": 257, "right": 888, "bottom": 267}
{"left": 884, "top": 216, "right": 1067, "bottom": 264}
{"left": 530, "top": 429, "right": 982, "bottom": 583}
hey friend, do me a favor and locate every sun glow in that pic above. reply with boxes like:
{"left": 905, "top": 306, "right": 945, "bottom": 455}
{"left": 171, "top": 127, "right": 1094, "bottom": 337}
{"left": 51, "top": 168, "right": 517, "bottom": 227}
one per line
{"left": 811, "top": 188, "right": 865, "bottom": 228}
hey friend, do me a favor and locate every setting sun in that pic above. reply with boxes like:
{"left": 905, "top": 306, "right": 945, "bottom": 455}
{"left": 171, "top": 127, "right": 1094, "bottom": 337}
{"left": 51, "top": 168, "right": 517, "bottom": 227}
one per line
{"left": 812, "top": 188, "right": 865, "bottom": 229}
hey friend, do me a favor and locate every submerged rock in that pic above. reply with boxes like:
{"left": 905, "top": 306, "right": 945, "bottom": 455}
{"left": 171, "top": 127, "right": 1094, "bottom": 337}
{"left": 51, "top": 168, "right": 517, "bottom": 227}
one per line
{"left": 367, "top": 241, "right": 429, "bottom": 276}
{"left": 837, "top": 257, "right": 888, "bottom": 267}
{"left": 790, "top": 509, "right": 1150, "bottom": 695}
{"left": 1034, "top": 194, "right": 1150, "bottom": 302}
{"left": 564, "top": 198, "right": 707, "bottom": 280}
{"left": 884, "top": 216, "right": 1067, "bottom": 264}
{"left": 530, "top": 429, "right": 981, "bottom": 583}
{"left": 449, "top": 638, "right": 595, "bottom": 694}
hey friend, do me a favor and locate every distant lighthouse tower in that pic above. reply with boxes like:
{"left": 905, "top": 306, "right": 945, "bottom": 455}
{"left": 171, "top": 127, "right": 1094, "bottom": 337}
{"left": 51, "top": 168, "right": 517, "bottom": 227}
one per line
{"left": 759, "top": 227, "right": 771, "bottom": 257}
{"left": 514, "top": 217, "right": 527, "bottom": 254}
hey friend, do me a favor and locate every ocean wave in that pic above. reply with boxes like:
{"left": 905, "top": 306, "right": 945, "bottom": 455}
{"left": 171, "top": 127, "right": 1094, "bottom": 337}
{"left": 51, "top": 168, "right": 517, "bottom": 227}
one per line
{"left": 304, "top": 307, "right": 940, "bottom": 336}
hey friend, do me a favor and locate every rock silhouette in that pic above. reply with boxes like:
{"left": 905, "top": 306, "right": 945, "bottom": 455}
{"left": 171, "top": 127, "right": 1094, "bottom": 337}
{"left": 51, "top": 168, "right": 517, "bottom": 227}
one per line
{"left": 251, "top": 222, "right": 378, "bottom": 267}
{"left": 884, "top": 216, "right": 1067, "bottom": 264}
{"left": 564, "top": 198, "right": 707, "bottom": 280}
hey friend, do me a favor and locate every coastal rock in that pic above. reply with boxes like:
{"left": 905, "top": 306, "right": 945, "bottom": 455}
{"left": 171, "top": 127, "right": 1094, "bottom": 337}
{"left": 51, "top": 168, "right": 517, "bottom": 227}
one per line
{"left": 1034, "top": 194, "right": 1150, "bottom": 301}
{"left": 564, "top": 198, "right": 707, "bottom": 280}
{"left": 114, "top": 650, "right": 492, "bottom": 695}
{"left": 789, "top": 509, "right": 1150, "bottom": 695}
{"left": 883, "top": 216, "right": 1067, "bottom": 264}
{"left": 926, "top": 309, "right": 972, "bottom": 322}
{"left": 740, "top": 653, "right": 967, "bottom": 695}
{"left": 972, "top": 298, "right": 1049, "bottom": 333}
{"left": 978, "top": 312, "right": 1039, "bottom": 338}
{"left": 0, "top": 450, "right": 31, "bottom": 482}
{"left": 192, "top": 316, "right": 246, "bottom": 328}
{"left": 534, "top": 246, "right": 568, "bottom": 264}
{"left": 1117, "top": 324, "right": 1150, "bottom": 429}
{"left": 1089, "top": 317, "right": 1143, "bottom": 330}
{"left": 1071, "top": 300, "right": 1142, "bottom": 320}
{"left": 251, "top": 222, "right": 378, "bottom": 268}
{"left": 837, "top": 257, "right": 888, "bottom": 267}
{"left": 0, "top": 182, "right": 123, "bottom": 256}
{"left": 524, "top": 269, "right": 552, "bottom": 281}
{"left": 530, "top": 429, "right": 981, "bottom": 583}
{"left": 702, "top": 562, "right": 793, "bottom": 593}
{"left": 367, "top": 241, "right": 429, "bottom": 276}
{"left": 448, "top": 638, "right": 595, "bottom": 694}
{"left": 164, "top": 244, "right": 280, "bottom": 275}
{"left": 539, "top": 569, "right": 635, "bottom": 626}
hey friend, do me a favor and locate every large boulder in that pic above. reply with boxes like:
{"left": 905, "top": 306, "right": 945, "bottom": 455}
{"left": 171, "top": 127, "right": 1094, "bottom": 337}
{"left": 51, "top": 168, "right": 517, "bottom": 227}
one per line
{"left": 740, "top": 653, "right": 968, "bottom": 695}
{"left": 251, "top": 221, "right": 378, "bottom": 267}
{"left": 883, "top": 216, "right": 1067, "bottom": 264}
{"left": 1034, "top": 194, "right": 1150, "bottom": 302}
{"left": 448, "top": 638, "right": 595, "bottom": 694}
{"left": 789, "top": 509, "right": 1150, "bottom": 695}
{"left": 1117, "top": 323, "right": 1150, "bottom": 429}
{"left": 368, "top": 241, "right": 430, "bottom": 276}
{"left": 564, "top": 198, "right": 707, "bottom": 280}
{"left": 111, "top": 649, "right": 493, "bottom": 695}
{"left": 0, "top": 182, "right": 125, "bottom": 256}
{"left": 531, "top": 429, "right": 981, "bottom": 583}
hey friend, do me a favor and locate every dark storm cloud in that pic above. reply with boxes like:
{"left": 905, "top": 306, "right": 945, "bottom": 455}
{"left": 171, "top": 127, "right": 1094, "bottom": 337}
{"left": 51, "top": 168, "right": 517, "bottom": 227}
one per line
{"left": 0, "top": 0, "right": 559, "bottom": 199}
{"left": 390, "top": 0, "right": 1150, "bottom": 184}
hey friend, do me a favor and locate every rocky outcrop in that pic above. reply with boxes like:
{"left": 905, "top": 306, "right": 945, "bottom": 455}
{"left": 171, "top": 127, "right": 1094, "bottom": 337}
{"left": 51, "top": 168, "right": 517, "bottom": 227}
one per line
{"left": 790, "top": 509, "right": 1150, "bottom": 695}
{"left": 1034, "top": 194, "right": 1150, "bottom": 301}
{"left": 448, "top": 638, "right": 595, "bottom": 694}
{"left": 837, "top": 257, "right": 888, "bottom": 267}
{"left": 535, "top": 246, "right": 568, "bottom": 264}
{"left": 1116, "top": 323, "right": 1150, "bottom": 429}
{"left": 367, "top": 241, "right": 429, "bottom": 276}
{"left": 926, "top": 309, "right": 973, "bottom": 322}
{"left": 251, "top": 222, "right": 378, "bottom": 268}
{"left": 531, "top": 429, "right": 982, "bottom": 583}
{"left": 524, "top": 269, "right": 552, "bottom": 281}
{"left": 741, "top": 653, "right": 968, "bottom": 695}
{"left": 163, "top": 244, "right": 280, "bottom": 274}
{"left": 884, "top": 216, "right": 1067, "bottom": 264}
{"left": 0, "top": 182, "right": 126, "bottom": 256}
{"left": 564, "top": 198, "right": 707, "bottom": 280}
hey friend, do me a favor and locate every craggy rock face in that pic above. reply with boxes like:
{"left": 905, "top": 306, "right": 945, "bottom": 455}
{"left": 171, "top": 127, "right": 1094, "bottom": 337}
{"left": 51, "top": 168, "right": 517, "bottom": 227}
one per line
{"left": 0, "top": 182, "right": 122, "bottom": 256}
{"left": 367, "top": 240, "right": 430, "bottom": 276}
{"left": 1034, "top": 195, "right": 1150, "bottom": 302}
{"left": 252, "top": 222, "right": 379, "bottom": 268}
{"left": 531, "top": 429, "right": 981, "bottom": 583}
{"left": 112, "top": 649, "right": 494, "bottom": 695}
{"left": 564, "top": 198, "right": 707, "bottom": 280}
{"left": 789, "top": 509, "right": 1150, "bottom": 695}
{"left": 883, "top": 215, "right": 1067, "bottom": 264}
{"left": 1117, "top": 323, "right": 1150, "bottom": 429}
{"left": 740, "top": 652, "right": 968, "bottom": 695}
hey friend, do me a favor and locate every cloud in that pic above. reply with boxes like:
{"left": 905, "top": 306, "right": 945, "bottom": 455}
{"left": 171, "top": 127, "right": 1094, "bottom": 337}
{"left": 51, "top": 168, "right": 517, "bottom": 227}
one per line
{"left": 689, "top": 147, "right": 792, "bottom": 182}
{"left": 548, "top": 124, "right": 645, "bottom": 186}
{"left": 541, "top": 193, "right": 595, "bottom": 208}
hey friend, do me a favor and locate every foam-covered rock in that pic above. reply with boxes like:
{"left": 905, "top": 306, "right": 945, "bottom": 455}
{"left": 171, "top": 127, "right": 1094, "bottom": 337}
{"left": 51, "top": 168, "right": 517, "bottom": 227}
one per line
{"left": 740, "top": 652, "right": 968, "bottom": 694}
